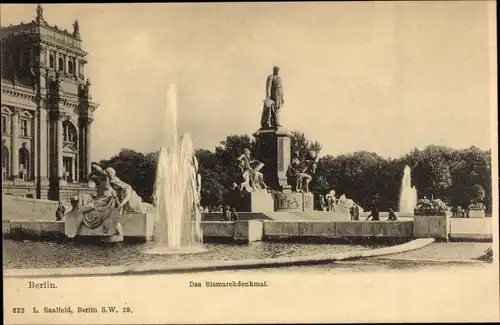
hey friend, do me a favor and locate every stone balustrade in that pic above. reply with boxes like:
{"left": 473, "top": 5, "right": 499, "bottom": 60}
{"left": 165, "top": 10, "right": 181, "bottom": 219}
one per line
{"left": 4, "top": 215, "right": 490, "bottom": 243}
{"left": 2, "top": 195, "right": 60, "bottom": 220}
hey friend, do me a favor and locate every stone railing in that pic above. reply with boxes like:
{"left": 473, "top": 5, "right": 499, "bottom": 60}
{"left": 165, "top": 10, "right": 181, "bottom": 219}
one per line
{"left": 2, "top": 196, "right": 61, "bottom": 221}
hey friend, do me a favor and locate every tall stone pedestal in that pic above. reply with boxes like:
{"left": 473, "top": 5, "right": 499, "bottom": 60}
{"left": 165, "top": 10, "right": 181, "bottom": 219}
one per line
{"left": 231, "top": 191, "right": 275, "bottom": 212}
{"left": 253, "top": 127, "right": 292, "bottom": 191}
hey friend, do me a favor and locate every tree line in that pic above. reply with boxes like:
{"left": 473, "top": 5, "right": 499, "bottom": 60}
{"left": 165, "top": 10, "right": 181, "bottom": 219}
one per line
{"left": 99, "top": 131, "right": 492, "bottom": 213}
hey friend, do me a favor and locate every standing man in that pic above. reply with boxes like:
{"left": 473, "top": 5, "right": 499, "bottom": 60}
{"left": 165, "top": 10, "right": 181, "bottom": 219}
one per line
{"left": 261, "top": 66, "right": 284, "bottom": 128}
{"left": 354, "top": 204, "right": 360, "bottom": 221}
{"left": 366, "top": 194, "right": 380, "bottom": 221}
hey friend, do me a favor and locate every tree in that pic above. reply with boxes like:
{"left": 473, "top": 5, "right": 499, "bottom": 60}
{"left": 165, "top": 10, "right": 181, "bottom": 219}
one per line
{"left": 406, "top": 146, "right": 452, "bottom": 201}
{"left": 195, "top": 149, "right": 224, "bottom": 207}
{"left": 290, "top": 130, "right": 322, "bottom": 159}
{"left": 99, "top": 148, "right": 154, "bottom": 202}
{"left": 214, "top": 134, "right": 256, "bottom": 190}
{"left": 99, "top": 135, "right": 492, "bottom": 215}
{"left": 198, "top": 167, "right": 224, "bottom": 207}
{"left": 469, "top": 184, "right": 486, "bottom": 203}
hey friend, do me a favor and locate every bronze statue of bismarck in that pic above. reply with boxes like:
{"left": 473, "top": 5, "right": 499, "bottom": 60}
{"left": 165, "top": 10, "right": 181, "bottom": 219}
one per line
{"left": 261, "top": 66, "right": 284, "bottom": 129}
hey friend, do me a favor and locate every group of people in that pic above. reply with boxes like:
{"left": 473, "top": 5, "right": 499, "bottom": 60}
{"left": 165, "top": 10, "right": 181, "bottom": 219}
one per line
{"left": 197, "top": 205, "right": 238, "bottom": 221}
{"left": 222, "top": 205, "right": 239, "bottom": 221}
{"left": 318, "top": 190, "right": 338, "bottom": 211}
{"left": 451, "top": 206, "right": 469, "bottom": 218}
{"left": 364, "top": 207, "right": 397, "bottom": 221}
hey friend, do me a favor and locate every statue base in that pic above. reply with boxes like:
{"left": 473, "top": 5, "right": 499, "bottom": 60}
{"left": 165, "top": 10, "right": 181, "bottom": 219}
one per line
{"left": 64, "top": 209, "right": 156, "bottom": 242}
{"left": 231, "top": 191, "right": 274, "bottom": 213}
{"left": 274, "top": 191, "right": 314, "bottom": 212}
{"left": 253, "top": 127, "right": 292, "bottom": 191}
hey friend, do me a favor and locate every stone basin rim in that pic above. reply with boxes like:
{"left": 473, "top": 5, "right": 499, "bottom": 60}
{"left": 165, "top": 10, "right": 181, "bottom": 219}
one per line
{"left": 3, "top": 238, "right": 435, "bottom": 278}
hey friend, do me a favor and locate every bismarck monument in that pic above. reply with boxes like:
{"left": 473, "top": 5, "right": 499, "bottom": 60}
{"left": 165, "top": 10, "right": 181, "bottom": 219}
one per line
{"left": 232, "top": 66, "right": 317, "bottom": 212}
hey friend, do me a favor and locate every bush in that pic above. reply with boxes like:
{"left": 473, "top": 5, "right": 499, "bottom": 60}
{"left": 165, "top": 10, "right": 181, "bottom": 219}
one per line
{"left": 414, "top": 197, "right": 450, "bottom": 216}
{"left": 470, "top": 184, "right": 486, "bottom": 203}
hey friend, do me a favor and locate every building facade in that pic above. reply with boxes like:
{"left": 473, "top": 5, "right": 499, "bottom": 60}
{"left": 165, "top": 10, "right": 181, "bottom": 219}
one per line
{"left": 1, "top": 5, "right": 98, "bottom": 201}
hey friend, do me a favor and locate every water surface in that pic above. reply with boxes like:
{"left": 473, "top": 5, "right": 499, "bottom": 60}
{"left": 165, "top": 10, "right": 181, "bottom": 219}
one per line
{"left": 3, "top": 239, "right": 371, "bottom": 269}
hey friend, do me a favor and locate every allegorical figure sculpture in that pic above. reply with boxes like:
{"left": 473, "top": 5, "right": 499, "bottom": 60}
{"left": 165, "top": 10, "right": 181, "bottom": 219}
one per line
{"left": 236, "top": 148, "right": 268, "bottom": 192}
{"left": 73, "top": 19, "right": 80, "bottom": 38}
{"left": 287, "top": 151, "right": 319, "bottom": 193}
{"left": 65, "top": 164, "right": 152, "bottom": 238}
{"left": 36, "top": 4, "right": 44, "bottom": 22}
{"left": 261, "top": 66, "right": 284, "bottom": 129}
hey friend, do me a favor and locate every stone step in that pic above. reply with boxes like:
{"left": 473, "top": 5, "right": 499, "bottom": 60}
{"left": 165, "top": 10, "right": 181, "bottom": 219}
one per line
{"left": 291, "top": 211, "right": 351, "bottom": 221}
{"left": 263, "top": 211, "right": 303, "bottom": 221}
{"left": 202, "top": 212, "right": 270, "bottom": 221}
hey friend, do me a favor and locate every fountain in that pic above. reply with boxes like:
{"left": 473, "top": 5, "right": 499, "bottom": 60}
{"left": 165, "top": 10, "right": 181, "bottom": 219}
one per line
{"left": 399, "top": 165, "right": 417, "bottom": 216}
{"left": 145, "top": 84, "right": 205, "bottom": 255}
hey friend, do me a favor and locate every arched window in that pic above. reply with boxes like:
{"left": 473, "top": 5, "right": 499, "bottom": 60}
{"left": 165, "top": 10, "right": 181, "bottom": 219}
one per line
{"left": 63, "top": 121, "right": 78, "bottom": 144}
{"left": 2, "top": 141, "right": 10, "bottom": 180}
{"left": 58, "top": 57, "right": 64, "bottom": 72}
{"left": 18, "top": 144, "right": 30, "bottom": 181}
{"left": 2, "top": 107, "right": 12, "bottom": 134}
{"left": 68, "top": 60, "right": 73, "bottom": 74}
{"left": 1, "top": 115, "right": 8, "bottom": 134}
{"left": 49, "top": 54, "right": 54, "bottom": 68}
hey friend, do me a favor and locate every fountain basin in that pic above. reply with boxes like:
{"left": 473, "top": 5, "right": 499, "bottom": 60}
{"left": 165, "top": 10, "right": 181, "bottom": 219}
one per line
{"left": 3, "top": 218, "right": 493, "bottom": 244}
{"left": 3, "top": 219, "right": 422, "bottom": 242}
{"left": 63, "top": 211, "right": 156, "bottom": 241}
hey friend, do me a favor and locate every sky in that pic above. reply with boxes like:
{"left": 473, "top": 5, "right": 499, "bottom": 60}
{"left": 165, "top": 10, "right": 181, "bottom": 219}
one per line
{"left": 1, "top": 2, "right": 496, "bottom": 160}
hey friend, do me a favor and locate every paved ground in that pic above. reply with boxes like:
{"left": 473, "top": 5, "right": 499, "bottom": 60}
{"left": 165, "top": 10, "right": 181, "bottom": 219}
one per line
{"left": 372, "top": 242, "right": 492, "bottom": 263}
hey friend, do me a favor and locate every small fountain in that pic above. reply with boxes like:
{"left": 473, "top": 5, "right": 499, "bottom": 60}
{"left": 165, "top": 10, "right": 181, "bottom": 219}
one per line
{"left": 399, "top": 165, "right": 417, "bottom": 216}
{"left": 145, "top": 84, "right": 205, "bottom": 255}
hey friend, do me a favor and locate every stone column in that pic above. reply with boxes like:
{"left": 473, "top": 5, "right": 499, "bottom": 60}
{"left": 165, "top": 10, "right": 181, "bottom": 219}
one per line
{"left": 10, "top": 109, "right": 20, "bottom": 179}
{"left": 78, "top": 120, "right": 86, "bottom": 181}
{"left": 38, "top": 108, "right": 49, "bottom": 181}
{"left": 74, "top": 58, "right": 78, "bottom": 77}
{"left": 72, "top": 156, "right": 76, "bottom": 182}
{"left": 75, "top": 130, "right": 79, "bottom": 182}
{"left": 32, "top": 117, "right": 38, "bottom": 182}
{"left": 64, "top": 54, "right": 68, "bottom": 74}
{"left": 40, "top": 45, "right": 47, "bottom": 67}
{"left": 57, "top": 114, "right": 64, "bottom": 179}
{"left": 85, "top": 120, "right": 92, "bottom": 178}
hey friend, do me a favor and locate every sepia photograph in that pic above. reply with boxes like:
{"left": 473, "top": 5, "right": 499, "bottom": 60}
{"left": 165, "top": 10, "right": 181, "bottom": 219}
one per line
{"left": 2, "top": 1, "right": 499, "bottom": 324}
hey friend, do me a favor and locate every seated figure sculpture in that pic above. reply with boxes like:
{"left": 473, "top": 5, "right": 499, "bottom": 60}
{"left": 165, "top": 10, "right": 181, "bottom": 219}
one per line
{"left": 287, "top": 151, "right": 319, "bottom": 193}
{"left": 236, "top": 148, "right": 268, "bottom": 192}
{"left": 66, "top": 164, "right": 152, "bottom": 239}
{"left": 106, "top": 167, "right": 152, "bottom": 214}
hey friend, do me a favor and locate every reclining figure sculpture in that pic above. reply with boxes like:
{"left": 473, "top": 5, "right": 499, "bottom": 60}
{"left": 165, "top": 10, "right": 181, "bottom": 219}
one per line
{"left": 65, "top": 164, "right": 153, "bottom": 239}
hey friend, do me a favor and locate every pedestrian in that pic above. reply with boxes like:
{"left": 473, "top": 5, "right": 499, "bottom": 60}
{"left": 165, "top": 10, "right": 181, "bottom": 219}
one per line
{"left": 319, "top": 195, "right": 326, "bottom": 211}
{"left": 230, "top": 207, "right": 239, "bottom": 221}
{"left": 222, "top": 205, "right": 228, "bottom": 221}
{"left": 387, "top": 208, "right": 398, "bottom": 221}
{"left": 365, "top": 206, "right": 380, "bottom": 221}
{"left": 225, "top": 205, "right": 232, "bottom": 221}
